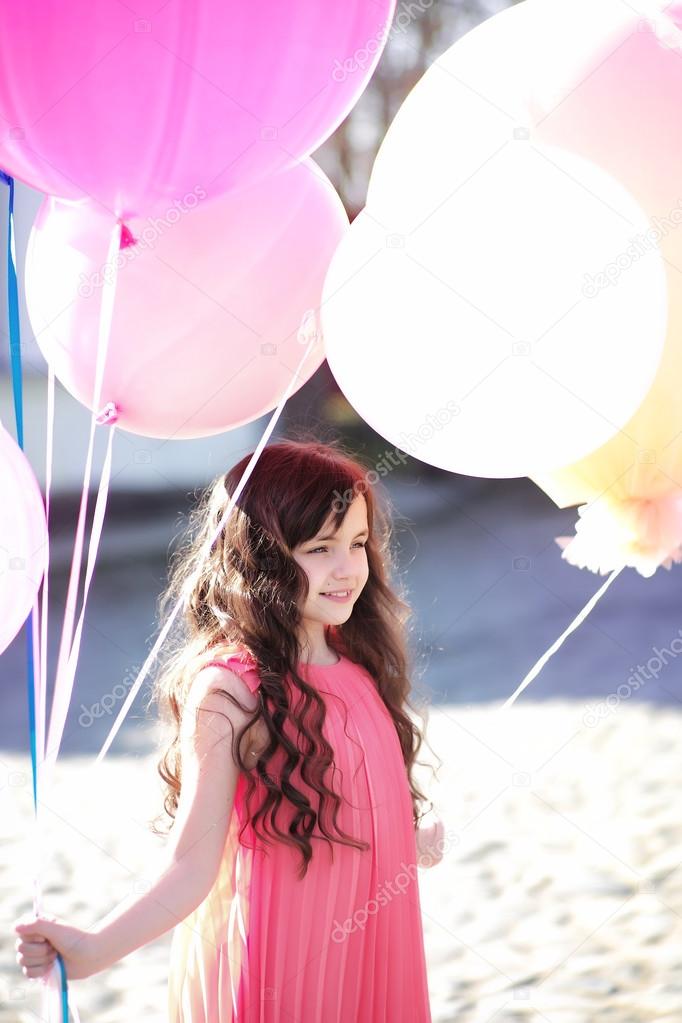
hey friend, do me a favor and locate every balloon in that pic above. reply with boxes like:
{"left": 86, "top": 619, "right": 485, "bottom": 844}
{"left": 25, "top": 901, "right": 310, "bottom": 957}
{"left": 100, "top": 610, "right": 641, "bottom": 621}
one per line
{"left": 344, "top": 0, "right": 678, "bottom": 481}
{"left": 0, "top": 422, "right": 48, "bottom": 657}
{"left": 321, "top": 140, "right": 667, "bottom": 479}
{"left": 466, "top": 0, "right": 682, "bottom": 576}
{"left": 0, "top": 0, "right": 394, "bottom": 215}
{"left": 25, "top": 159, "right": 348, "bottom": 439}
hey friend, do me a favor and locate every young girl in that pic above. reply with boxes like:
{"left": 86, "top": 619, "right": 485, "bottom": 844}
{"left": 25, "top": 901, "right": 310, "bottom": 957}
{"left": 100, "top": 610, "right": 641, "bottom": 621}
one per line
{"left": 15, "top": 438, "right": 444, "bottom": 1021}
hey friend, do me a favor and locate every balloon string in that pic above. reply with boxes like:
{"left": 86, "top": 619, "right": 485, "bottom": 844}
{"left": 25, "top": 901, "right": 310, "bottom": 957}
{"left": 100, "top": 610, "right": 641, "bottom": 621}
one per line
{"left": 1, "top": 169, "right": 23, "bottom": 445}
{"left": 46, "top": 223, "right": 122, "bottom": 773}
{"left": 40, "top": 365, "right": 55, "bottom": 770}
{"left": 34, "top": 367, "right": 55, "bottom": 951}
{"left": 1, "top": 172, "right": 39, "bottom": 844}
{"left": 95, "top": 327, "right": 319, "bottom": 764}
{"left": 45, "top": 421, "right": 118, "bottom": 776}
{"left": 64, "top": 420, "right": 117, "bottom": 689}
{"left": 1, "top": 172, "right": 75, "bottom": 1021}
{"left": 43, "top": 231, "right": 115, "bottom": 1010}
{"left": 499, "top": 564, "right": 625, "bottom": 711}
{"left": 43, "top": 219, "right": 120, "bottom": 1021}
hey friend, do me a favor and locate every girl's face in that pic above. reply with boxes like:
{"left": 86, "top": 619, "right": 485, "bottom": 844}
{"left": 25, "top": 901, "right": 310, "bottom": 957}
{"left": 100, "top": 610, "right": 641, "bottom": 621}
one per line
{"left": 292, "top": 494, "right": 370, "bottom": 631}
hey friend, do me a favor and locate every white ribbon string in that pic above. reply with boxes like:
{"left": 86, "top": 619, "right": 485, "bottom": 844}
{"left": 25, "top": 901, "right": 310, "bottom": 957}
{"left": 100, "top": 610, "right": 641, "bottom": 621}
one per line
{"left": 499, "top": 565, "right": 625, "bottom": 711}
{"left": 95, "top": 326, "right": 319, "bottom": 764}
{"left": 45, "top": 222, "right": 121, "bottom": 776}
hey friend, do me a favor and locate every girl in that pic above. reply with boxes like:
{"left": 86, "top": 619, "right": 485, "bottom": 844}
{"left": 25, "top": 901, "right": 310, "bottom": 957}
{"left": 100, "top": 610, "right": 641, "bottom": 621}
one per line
{"left": 15, "top": 438, "right": 445, "bottom": 1021}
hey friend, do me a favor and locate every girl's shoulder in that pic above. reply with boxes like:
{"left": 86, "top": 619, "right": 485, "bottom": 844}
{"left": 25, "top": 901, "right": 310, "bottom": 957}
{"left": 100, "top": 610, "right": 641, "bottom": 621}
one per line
{"left": 201, "top": 644, "right": 261, "bottom": 695}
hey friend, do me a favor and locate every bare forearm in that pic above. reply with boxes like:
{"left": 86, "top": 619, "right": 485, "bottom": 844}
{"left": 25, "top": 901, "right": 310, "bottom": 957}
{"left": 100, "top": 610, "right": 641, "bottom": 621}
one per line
{"left": 90, "top": 855, "right": 213, "bottom": 973}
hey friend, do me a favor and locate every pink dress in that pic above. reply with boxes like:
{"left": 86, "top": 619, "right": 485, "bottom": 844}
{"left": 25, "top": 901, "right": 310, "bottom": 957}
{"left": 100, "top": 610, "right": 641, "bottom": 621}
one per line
{"left": 167, "top": 649, "right": 432, "bottom": 1022}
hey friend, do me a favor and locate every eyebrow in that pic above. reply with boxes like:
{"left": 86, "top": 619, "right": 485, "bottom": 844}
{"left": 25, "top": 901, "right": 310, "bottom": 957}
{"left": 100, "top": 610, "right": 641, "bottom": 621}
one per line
{"left": 312, "top": 528, "right": 369, "bottom": 542}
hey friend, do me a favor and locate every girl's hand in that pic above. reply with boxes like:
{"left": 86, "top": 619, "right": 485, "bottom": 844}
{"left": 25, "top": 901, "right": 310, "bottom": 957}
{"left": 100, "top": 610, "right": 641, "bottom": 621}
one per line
{"left": 14, "top": 912, "right": 101, "bottom": 981}
{"left": 416, "top": 817, "right": 446, "bottom": 868}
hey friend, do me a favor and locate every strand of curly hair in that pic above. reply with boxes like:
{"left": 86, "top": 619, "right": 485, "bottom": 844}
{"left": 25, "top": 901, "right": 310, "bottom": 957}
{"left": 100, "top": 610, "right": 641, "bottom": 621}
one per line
{"left": 145, "top": 435, "right": 442, "bottom": 880}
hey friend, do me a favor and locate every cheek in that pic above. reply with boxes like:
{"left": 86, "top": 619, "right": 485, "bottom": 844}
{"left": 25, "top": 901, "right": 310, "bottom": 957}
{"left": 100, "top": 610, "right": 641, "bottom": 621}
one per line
{"left": 298, "top": 557, "right": 324, "bottom": 592}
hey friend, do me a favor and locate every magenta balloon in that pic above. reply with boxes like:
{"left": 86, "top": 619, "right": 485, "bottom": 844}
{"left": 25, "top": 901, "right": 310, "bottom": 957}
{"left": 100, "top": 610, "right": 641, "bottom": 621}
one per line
{"left": 25, "top": 160, "right": 348, "bottom": 439}
{"left": 0, "top": 423, "right": 48, "bottom": 657}
{"left": 0, "top": 0, "right": 394, "bottom": 215}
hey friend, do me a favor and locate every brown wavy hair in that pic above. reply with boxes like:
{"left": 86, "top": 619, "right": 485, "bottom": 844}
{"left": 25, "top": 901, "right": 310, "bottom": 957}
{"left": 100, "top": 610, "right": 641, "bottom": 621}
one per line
{"left": 147, "top": 435, "right": 439, "bottom": 879}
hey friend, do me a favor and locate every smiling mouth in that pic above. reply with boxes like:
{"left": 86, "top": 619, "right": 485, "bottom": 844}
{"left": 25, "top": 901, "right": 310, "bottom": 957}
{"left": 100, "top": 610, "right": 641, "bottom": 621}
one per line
{"left": 320, "top": 589, "right": 353, "bottom": 601}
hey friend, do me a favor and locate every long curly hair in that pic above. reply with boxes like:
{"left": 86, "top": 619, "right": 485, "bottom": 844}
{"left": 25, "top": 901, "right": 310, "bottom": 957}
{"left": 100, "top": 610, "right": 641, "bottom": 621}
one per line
{"left": 147, "top": 435, "right": 438, "bottom": 880}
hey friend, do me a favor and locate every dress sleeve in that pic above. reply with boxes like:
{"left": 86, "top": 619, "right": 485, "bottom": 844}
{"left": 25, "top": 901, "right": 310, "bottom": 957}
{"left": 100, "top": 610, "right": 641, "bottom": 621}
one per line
{"left": 203, "top": 651, "right": 261, "bottom": 696}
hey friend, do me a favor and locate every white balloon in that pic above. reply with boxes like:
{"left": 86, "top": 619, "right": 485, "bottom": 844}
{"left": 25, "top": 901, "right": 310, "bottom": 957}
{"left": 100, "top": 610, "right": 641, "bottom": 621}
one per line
{"left": 320, "top": 0, "right": 671, "bottom": 478}
{"left": 322, "top": 141, "right": 667, "bottom": 478}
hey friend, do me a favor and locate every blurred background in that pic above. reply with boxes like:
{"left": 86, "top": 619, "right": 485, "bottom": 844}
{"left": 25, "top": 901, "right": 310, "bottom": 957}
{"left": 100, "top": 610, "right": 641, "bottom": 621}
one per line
{"left": 3, "top": 2, "right": 682, "bottom": 1021}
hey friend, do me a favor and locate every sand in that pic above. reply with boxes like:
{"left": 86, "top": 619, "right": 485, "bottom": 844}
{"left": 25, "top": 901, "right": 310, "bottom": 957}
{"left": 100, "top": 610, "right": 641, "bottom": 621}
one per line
{"left": 3, "top": 699, "right": 682, "bottom": 1022}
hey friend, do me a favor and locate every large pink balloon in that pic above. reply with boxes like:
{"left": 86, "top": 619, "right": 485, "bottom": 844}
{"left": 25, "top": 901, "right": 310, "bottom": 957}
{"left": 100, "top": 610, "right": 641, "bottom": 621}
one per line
{"left": 0, "top": 0, "right": 394, "bottom": 215}
{"left": 0, "top": 423, "right": 48, "bottom": 657}
{"left": 25, "top": 160, "right": 348, "bottom": 439}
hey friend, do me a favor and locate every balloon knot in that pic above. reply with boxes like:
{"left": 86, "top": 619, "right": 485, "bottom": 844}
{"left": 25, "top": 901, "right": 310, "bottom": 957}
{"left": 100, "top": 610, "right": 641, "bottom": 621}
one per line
{"left": 96, "top": 402, "right": 119, "bottom": 426}
{"left": 119, "top": 222, "right": 137, "bottom": 249}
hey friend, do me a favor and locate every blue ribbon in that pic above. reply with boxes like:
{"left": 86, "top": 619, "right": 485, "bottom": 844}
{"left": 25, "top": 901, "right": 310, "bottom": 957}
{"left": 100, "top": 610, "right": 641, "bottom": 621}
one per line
{"left": 0, "top": 170, "right": 23, "bottom": 448}
{"left": 2, "top": 171, "right": 70, "bottom": 1022}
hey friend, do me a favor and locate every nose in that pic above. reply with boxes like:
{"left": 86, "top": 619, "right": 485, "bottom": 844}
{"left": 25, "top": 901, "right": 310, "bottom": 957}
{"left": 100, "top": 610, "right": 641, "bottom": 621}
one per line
{"left": 331, "top": 549, "right": 354, "bottom": 580}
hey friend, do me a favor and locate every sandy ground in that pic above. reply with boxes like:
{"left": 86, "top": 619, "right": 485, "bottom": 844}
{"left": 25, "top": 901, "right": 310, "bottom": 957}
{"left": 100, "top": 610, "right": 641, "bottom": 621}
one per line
{"left": 3, "top": 699, "right": 682, "bottom": 1022}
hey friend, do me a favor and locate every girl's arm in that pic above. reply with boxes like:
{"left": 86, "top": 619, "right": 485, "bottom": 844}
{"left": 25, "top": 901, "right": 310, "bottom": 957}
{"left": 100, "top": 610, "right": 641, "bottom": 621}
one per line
{"left": 15, "top": 665, "right": 257, "bottom": 980}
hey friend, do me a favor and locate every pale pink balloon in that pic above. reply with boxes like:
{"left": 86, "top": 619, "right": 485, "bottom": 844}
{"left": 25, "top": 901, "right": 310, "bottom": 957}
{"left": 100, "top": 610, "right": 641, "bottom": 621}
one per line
{"left": 25, "top": 160, "right": 348, "bottom": 439}
{"left": 0, "top": 423, "right": 48, "bottom": 657}
{"left": 480, "top": 0, "right": 682, "bottom": 212}
{"left": 0, "top": 0, "right": 394, "bottom": 215}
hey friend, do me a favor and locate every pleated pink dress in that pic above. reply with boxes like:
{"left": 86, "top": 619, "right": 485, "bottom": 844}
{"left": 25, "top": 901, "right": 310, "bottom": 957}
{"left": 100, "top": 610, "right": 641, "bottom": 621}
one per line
{"left": 167, "top": 648, "right": 432, "bottom": 1022}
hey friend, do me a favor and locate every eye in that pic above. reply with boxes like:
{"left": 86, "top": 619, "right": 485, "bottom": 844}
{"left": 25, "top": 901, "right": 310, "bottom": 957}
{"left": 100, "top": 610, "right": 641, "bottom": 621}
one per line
{"left": 307, "top": 540, "right": 367, "bottom": 554}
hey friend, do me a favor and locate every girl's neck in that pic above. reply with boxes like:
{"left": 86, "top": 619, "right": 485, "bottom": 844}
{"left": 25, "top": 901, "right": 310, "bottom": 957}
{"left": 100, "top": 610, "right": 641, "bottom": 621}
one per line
{"left": 297, "top": 628, "right": 340, "bottom": 667}
{"left": 298, "top": 648, "right": 341, "bottom": 667}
